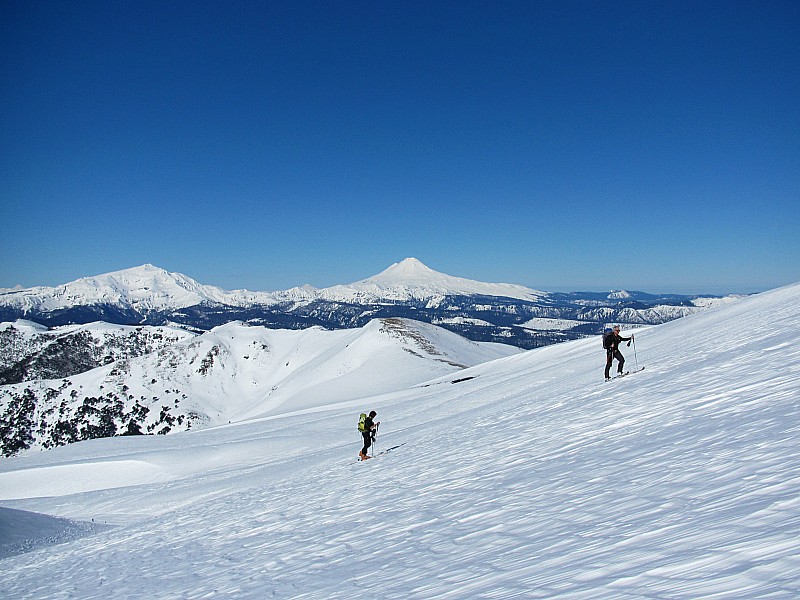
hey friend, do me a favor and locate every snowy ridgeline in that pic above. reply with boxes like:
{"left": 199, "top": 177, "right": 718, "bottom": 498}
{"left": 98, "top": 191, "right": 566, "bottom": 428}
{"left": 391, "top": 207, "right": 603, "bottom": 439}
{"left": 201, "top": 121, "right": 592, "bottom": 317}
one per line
{"left": 0, "top": 283, "right": 798, "bottom": 597}
{"left": 0, "top": 259, "right": 547, "bottom": 310}
{"left": 0, "top": 259, "right": 745, "bottom": 310}
{"left": 0, "top": 260, "right": 742, "bottom": 352}
{"left": 0, "top": 318, "right": 519, "bottom": 456}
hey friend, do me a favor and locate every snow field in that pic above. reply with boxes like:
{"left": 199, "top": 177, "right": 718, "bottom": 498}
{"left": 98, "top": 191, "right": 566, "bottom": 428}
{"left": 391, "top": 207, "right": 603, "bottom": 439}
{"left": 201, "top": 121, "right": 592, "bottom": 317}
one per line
{"left": 1, "top": 283, "right": 799, "bottom": 597}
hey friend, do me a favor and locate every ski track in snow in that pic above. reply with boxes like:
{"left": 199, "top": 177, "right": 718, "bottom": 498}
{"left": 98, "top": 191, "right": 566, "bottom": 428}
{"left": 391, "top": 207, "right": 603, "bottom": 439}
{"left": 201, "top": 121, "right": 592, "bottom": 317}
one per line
{"left": 1, "top": 285, "right": 799, "bottom": 598}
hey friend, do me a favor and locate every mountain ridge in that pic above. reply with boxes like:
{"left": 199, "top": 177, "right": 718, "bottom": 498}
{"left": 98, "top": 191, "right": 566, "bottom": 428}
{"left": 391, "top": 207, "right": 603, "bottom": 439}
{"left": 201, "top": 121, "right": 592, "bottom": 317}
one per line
{"left": 0, "top": 259, "right": 725, "bottom": 310}
{"left": 0, "top": 317, "right": 520, "bottom": 454}
{"left": 0, "top": 260, "right": 745, "bottom": 350}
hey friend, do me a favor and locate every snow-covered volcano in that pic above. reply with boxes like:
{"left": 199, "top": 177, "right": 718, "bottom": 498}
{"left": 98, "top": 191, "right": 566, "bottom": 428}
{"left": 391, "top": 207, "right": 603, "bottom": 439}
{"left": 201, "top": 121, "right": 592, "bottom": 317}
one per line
{"left": 1, "top": 282, "right": 798, "bottom": 597}
{"left": 317, "top": 257, "right": 545, "bottom": 303}
{"left": 0, "top": 264, "right": 276, "bottom": 313}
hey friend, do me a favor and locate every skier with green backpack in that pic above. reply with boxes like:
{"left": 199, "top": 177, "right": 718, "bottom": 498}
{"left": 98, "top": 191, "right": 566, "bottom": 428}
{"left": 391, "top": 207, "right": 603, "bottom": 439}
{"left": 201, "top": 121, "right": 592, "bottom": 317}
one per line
{"left": 357, "top": 410, "right": 379, "bottom": 460}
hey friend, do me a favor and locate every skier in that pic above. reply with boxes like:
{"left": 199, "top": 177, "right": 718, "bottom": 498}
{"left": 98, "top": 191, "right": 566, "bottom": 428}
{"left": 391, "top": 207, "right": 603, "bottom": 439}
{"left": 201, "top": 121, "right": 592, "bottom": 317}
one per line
{"left": 359, "top": 410, "right": 380, "bottom": 460}
{"left": 604, "top": 325, "right": 634, "bottom": 380}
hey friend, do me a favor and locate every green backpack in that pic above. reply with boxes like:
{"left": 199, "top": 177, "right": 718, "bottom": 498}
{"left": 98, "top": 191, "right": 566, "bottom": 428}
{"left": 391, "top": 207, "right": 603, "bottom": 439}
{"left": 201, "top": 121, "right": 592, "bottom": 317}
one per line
{"left": 357, "top": 413, "right": 367, "bottom": 433}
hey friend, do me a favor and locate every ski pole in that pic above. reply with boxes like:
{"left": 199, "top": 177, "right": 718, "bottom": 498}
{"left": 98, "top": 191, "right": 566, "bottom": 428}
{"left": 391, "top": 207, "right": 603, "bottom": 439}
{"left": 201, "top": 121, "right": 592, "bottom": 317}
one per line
{"left": 373, "top": 422, "right": 379, "bottom": 457}
{"left": 632, "top": 335, "right": 639, "bottom": 370}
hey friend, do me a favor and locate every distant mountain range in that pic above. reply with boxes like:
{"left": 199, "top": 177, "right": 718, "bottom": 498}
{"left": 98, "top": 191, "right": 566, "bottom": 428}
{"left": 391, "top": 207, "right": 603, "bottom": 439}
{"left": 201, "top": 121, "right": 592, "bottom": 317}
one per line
{"left": 0, "top": 258, "right": 742, "bottom": 349}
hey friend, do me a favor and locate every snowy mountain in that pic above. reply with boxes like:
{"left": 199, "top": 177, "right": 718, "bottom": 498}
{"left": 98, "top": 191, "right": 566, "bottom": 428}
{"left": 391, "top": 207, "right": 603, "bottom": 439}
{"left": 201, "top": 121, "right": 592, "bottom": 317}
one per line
{"left": 607, "top": 289, "right": 632, "bottom": 299}
{"left": 0, "top": 259, "right": 543, "bottom": 312}
{"left": 0, "top": 318, "right": 519, "bottom": 455}
{"left": 0, "top": 264, "right": 278, "bottom": 313}
{"left": 0, "top": 259, "right": 741, "bottom": 349}
{"left": 0, "top": 282, "right": 797, "bottom": 597}
{"left": 317, "top": 257, "right": 546, "bottom": 304}
{"left": 0, "top": 320, "right": 195, "bottom": 385}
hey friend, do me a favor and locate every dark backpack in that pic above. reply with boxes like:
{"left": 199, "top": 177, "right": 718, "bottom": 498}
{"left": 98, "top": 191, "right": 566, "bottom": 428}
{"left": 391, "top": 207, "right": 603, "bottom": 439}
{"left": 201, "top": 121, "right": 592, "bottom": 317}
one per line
{"left": 357, "top": 413, "right": 367, "bottom": 432}
{"left": 602, "top": 328, "right": 613, "bottom": 350}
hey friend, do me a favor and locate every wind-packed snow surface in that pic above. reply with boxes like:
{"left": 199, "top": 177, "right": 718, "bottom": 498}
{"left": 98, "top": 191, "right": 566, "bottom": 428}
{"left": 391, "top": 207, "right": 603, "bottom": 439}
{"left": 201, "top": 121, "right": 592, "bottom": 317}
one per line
{"left": 1, "top": 283, "right": 799, "bottom": 598}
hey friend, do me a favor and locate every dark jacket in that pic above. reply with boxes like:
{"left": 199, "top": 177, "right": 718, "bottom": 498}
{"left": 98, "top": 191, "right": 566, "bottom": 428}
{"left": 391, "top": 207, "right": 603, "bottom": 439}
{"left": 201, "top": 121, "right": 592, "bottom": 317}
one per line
{"left": 604, "top": 332, "right": 631, "bottom": 352}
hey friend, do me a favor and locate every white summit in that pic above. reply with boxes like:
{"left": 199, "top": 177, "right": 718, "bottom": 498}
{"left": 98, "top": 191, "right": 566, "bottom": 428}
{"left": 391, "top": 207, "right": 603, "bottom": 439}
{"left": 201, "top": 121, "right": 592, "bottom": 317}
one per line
{"left": 317, "top": 257, "right": 544, "bottom": 304}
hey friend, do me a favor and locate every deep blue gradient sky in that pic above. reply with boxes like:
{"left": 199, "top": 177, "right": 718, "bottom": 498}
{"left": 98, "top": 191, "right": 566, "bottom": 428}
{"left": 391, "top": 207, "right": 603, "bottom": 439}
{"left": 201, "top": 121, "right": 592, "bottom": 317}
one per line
{"left": 2, "top": 1, "right": 798, "bottom": 294}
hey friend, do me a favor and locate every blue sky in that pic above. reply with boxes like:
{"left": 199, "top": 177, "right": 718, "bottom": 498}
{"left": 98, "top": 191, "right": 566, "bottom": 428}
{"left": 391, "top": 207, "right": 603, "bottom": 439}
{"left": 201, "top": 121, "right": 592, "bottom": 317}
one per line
{"left": 2, "top": 1, "right": 798, "bottom": 294}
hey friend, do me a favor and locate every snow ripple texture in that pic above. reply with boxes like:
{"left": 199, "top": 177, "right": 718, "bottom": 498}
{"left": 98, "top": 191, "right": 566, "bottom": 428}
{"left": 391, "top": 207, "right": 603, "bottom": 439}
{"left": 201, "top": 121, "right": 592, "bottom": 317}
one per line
{"left": 1, "top": 284, "right": 799, "bottom": 598}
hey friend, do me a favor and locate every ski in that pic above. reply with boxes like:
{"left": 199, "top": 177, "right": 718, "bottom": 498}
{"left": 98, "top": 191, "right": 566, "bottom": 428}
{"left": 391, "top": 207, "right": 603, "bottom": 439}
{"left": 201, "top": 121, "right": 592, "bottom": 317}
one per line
{"left": 353, "top": 444, "right": 405, "bottom": 463}
{"left": 605, "top": 366, "right": 645, "bottom": 381}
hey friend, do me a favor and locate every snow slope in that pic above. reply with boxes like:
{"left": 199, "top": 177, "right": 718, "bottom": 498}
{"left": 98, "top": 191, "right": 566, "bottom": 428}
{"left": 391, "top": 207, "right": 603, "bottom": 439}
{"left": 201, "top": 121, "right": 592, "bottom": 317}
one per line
{"left": 0, "top": 283, "right": 799, "bottom": 598}
{"left": 0, "top": 320, "right": 195, "bottom": 382}
{"left": 1, "top": 318, "right": 519, "bottom": 453}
